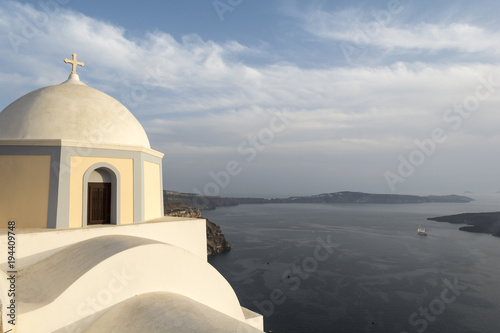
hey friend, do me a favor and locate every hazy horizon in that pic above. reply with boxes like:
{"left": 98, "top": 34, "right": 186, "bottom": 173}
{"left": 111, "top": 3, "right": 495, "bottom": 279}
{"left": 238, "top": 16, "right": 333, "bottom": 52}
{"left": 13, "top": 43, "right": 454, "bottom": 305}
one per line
{"left": 165, "top": 188, "right": 500, "bottom": 200}
{"left": 2, "top": 1, "right": 500, "bottom": 198}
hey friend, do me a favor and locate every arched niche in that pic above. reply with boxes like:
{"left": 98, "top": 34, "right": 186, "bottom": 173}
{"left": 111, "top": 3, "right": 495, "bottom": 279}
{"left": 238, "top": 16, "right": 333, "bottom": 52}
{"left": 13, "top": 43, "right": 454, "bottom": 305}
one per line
{"left": 82, "top": 163, "right": 121, "bottom": 227}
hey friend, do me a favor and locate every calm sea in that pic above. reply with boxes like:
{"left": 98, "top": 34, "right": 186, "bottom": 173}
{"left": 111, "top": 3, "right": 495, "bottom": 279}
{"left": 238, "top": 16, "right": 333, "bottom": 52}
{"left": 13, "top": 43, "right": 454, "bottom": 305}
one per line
{"left": 205, "top": 195, "right": 500, "bottom": 333}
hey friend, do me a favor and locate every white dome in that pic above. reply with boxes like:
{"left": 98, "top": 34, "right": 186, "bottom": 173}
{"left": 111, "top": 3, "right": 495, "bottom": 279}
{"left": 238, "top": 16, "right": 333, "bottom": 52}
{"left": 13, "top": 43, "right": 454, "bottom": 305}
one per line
{"left": 0, "top": 74, "right": 151, "bottom": 149}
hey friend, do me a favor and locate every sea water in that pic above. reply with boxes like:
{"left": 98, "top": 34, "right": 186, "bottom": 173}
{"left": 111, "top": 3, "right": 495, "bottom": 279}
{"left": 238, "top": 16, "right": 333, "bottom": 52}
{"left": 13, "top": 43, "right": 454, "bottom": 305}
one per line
{"left": 205, "top": 195, "right": 500, "bottom": 333}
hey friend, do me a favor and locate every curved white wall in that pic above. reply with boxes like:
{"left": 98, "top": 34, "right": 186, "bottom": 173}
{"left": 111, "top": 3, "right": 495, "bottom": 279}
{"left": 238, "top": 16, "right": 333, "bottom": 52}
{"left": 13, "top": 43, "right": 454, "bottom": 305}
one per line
{"left": 16, "top": 236, "right": 246, "bottom": 332}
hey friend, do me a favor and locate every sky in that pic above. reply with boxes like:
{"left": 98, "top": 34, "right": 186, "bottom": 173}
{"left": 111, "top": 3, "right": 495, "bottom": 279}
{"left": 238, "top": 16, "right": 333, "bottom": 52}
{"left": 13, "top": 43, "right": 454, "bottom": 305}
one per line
{"left": 1, "top": 0, "right": 500, "bottom": 198}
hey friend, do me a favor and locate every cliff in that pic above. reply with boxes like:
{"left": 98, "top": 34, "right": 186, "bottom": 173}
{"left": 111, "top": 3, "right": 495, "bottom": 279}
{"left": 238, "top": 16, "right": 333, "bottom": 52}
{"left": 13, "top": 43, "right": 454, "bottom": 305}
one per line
{"left": 428, "top": 212, "right": 500, "bottom": 237}
{"left": 164, "top": 201, "right": 231, "bottom": 256}
{"left": 205, "top": 219, "right": 232, "bottom": 256}
{"left": 164, "top": 201, "right": 203, "bottom": 218}
{"left": 164, "top": 190, "right": 267, "bottom": 210}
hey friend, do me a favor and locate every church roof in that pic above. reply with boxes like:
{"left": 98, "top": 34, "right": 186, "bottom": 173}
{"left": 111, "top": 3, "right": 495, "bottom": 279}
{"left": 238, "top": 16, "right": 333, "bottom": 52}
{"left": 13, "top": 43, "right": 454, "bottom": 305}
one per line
{"left": 0, "top": 60, "right": 151, "bottom": 149}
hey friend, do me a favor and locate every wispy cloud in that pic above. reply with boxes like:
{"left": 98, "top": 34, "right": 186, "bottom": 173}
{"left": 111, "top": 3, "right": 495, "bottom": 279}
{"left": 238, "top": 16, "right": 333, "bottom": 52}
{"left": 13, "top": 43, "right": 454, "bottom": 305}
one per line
{"left": 298, "top": 7, "right": 500, "bottom": 57}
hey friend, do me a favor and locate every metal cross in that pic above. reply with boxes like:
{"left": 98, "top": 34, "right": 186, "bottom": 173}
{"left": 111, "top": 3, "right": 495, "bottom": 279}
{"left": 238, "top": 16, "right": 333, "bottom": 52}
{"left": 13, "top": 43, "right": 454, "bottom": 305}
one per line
{"left": 64, "top": 53, "right": 85, "bottom": 74}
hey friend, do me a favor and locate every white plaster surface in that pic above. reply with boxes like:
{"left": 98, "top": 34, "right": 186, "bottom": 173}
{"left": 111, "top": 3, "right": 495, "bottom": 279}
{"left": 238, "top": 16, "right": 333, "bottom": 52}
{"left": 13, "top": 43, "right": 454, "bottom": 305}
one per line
{"left": 0, "top": 75, "right": 151, "bottom": 148}
{"left": 83, "top": 292, "right": 264, "bottom": 333}
{"left": 0, "top": 217, "right": 207, "bottom": 270}
{"left": 0, "top": 228, "right": 263, "bottom": 333}
{"left": 16, "top": 236, "right": 247, "bottom": 332}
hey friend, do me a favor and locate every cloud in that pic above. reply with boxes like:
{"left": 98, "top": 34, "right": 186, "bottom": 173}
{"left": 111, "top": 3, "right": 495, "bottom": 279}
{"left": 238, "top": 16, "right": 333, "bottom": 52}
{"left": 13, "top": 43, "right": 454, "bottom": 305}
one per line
{"left": 298, "top": 7, "right": 500, "bottom": 57}
{"left": 1, "top": 1, "right": 500, "bottom": 195}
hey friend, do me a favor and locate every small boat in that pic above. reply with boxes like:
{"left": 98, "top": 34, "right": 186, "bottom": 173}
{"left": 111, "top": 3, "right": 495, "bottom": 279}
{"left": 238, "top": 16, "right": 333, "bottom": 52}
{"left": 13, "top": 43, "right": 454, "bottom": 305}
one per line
{"left": 418, "top": 225, "right": 427, "bottom": 236}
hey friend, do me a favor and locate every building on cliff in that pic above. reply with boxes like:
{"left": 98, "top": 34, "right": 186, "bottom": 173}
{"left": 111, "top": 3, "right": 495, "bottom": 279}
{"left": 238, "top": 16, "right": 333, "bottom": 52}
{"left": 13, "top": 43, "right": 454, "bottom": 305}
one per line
{"left": 0, "top": 54, "right": 263, "bottom": 332}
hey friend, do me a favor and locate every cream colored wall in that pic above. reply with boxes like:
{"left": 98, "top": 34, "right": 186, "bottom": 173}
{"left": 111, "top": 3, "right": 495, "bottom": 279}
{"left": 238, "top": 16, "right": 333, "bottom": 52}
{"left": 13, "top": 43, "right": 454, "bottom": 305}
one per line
{"left": 69, "top": 157, "right": 134, "bottom": 228}
{"left": 144, "top": 160, "right": 162, "bottom": 221}
{"left": 0, "top": 155, "right": 50, "bottom": 228}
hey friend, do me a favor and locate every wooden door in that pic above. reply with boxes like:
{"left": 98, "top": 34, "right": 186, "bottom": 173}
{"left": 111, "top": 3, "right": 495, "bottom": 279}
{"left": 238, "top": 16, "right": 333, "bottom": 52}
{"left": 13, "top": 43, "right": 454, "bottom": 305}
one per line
{"left": 88, "top": 183, "right": 111, "bottom": 225}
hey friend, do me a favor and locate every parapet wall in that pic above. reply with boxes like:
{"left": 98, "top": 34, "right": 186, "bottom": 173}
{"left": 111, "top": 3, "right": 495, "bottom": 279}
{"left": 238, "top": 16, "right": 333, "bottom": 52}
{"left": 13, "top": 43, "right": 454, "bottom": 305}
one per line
{"left": 0, "top": 216, "right": 207, "bottom": 270}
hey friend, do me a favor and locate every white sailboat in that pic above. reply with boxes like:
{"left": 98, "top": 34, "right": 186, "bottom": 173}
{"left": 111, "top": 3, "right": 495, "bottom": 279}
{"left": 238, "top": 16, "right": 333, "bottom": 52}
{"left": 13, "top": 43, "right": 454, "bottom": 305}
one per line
{"left": 418, "top": 225, "right": 427, "bottom": 236}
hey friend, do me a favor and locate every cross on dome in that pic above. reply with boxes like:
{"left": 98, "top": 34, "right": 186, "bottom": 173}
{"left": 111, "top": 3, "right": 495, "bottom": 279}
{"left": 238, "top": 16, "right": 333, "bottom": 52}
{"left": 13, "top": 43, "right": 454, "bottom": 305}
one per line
{"left": 64, "top": 53, "right": 85, "bottom": 74}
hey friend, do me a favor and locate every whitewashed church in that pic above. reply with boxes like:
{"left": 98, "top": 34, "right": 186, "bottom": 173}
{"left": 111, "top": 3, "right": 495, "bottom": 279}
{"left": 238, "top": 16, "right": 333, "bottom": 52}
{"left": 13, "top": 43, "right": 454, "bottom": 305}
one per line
{"left": 0, "top": 54, "right": 263, "bottom": 332}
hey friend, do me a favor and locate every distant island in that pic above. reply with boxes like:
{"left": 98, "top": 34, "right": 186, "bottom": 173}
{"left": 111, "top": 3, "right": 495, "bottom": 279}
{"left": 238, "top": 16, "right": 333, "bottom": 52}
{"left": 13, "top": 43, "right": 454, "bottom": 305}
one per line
{"left": 428, "top": 212, "right": 500, "bottom": 237}
{"left": 164, "top": 190, "right": 473, "bottom": 210}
